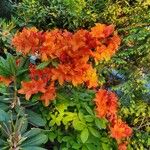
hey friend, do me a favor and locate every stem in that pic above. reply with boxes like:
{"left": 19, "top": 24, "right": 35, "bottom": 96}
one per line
{"left": 11, "top": 76, "right": 19, "bottom": 108}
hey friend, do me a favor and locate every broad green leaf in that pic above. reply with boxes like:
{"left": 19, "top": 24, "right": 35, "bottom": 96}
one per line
{"left": 73, "top": 120, "right": 85, "bottom": 131}
{"left": 17, "top": 69, "right": 28, "bottom": 76}
{"left": 26, "top": 110, "right": 46, "bottom": 127}
{"left": 148, "top": 138, "right": 150, "bottom": 146}
{"left": 62, "top": 136, "right": 72, "bottom": 142}
{"left": 22, "top": 134, "right": 47, "bottom": 146}
{"left": 84, "top": 115, "right": 94, "bottom": 122}
{"left": 0, "top": 109, "right": 9, "bottom": 121}
{"left": 81, "top": 145, "right": 88, "bottom": 150}
{"left": 80, "top": 128, "right": 89, "bottom": 143}
{"left": 23, "top": 128, "right": 42, "bottom": 138}
{"left": 102, "top": 143, "right": 110, "bottom": 150}
{"left": 0, "top": 84, "right": 7, "bottom": 94}
{"left": 0, "top": 138, "right": 6, "bottom": 146}
{"left": 88, "top": 127, "right": 100, "bottom": 138}
{"left": 49, "top": 132, "right": 57, "bottom": 142}
{"left": 21, "top": 146, "right": 46, "bottom": 150}
{"left": 83, "top": 104, "right": 94, "bottom": 116}
{"left": 95, "top": 118, "right": 107, "bottom": 129}
{"left": 72, "top": 143, "right": 81, "bottom": 149}
{"left": 86, "top": 144, "right": 96, "bottom": 150}
{"left": 0, "top": 103, "right": 9, "bottom": 111}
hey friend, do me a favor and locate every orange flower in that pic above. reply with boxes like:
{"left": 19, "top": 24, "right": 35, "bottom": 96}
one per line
{"left": 94, "top": 89, "right": 118, "bottom": 119}
{"left": 92, "top": 34, "right": 121, "bottom": 62}
{"left": 40, "top": 29, "right": 72, "bottom": 61}
{"left": 91, "top": 24, "right": 106, "bottom": 39}
{"left": 91, "top": 23, "right": 114, "bottom": 39}
{"left": 94, "top": 89, "right": 108, "bottom": 118}
{"left": 84, "top": 65, "right": 98, "bottom": 88}
{"left": 12, "top": 24, "right": 121, "bottom": 90}
{"left": 29, "top": 66, "right": 52, "bottom": 83}
{"left": 110, "top": 119, "right": 132, "bottom": 140}
{"left": 40, "top": 82, "right": 56, "bottom": 106}
{"left": 0, "top": 75, "right": 12, "bottom": 86}
{"left": 12, "top": 27, "right": 42, "bottom": 55}
{"left": 118, "top": 142, "right": 128, "bottom": 150}
{"left": 18, "top": 79, "right": 46, "bottom": 100}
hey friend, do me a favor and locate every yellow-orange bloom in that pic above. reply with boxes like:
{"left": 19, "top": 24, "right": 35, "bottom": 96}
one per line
{"left": 91, "top": 23, "right": 114, "bottom": 39}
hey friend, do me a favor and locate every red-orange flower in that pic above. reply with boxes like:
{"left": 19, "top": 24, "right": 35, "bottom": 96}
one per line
{"left": 110, "top": 119, "right": 132, "bottom": 140}
{"left": 118, "top": 142, "right": 128, "bottom": 150}
{"left": 18, "top": 79, "right": 46, "bottom": 100}
{"left": 40, "top": 29, "right": 72, "bottom": 61}
{"left": 94, "top": 89, "right": 118, "bottom": 119}
{"left": 12, "top": 27, "right": 43, "bottom": 55}
{"left": 29, "top": 66, "right": 52, "bottom": 83}
{"left": 12, "top": 24, "right": 121, "bottom": 90}
{"left": 40, "top": 82, "right": 56, "bottom": 106}
{"left": 0, "top": 75, "right": 12, "bottom": 86}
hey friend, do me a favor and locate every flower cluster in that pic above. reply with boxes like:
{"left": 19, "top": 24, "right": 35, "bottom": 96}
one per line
{"left": 12, "top": 24, "right": 120, "bottom": 106}
{"left": 94, "top": 89, "right": 132, "bottom": 150}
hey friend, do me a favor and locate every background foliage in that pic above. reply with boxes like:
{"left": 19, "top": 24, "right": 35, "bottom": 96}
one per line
{"left": 0, "top": 0, "right": 150, "bottom": 149}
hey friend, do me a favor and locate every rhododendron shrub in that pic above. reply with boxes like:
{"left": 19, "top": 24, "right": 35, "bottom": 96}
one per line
{"left": 0, "top": 24, "right": 132, "bottom": 149}
{"left": 12, "top": 24, "right": 121, "bottom": 106}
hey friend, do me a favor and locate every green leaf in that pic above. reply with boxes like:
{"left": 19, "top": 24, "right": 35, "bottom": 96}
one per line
{"left": 95, "top": 118, "right": 107, "bottom": 129}
{"left": 88, "top": 127, "right": 100, "bottom": 138}
{"left": 26, "top": 110, "right": 46, "bottom": 127}
{"left": 0, "top": 138, "right": 6, "bottom": 146}
{"left": 0, "top": 103, "right": 9, "bottom": 111}
{"left": 148, "top": 138, "right": 150, "bottom": 146}
{"left": 23, "top": 128, "right": 42, "bottom": 138}
{"left": 84, "top": 115, "right": 94, "bottom": 122}
{"left": 80, "top": 128, "right": 89, "bottom": 143}
{"left": 36, "top": 61, "right": 51, "bottom": 69}
{"left": 81, "top": 145, "right": 88, "bottom": 150}
{"left": 21, "top": 146, "right": 46, "bottom": 150}
{"left": 72, "top": 143, "right": 81, "bottom": 149}
{"left": 84, "top": 104, "right": 94, "bottom": 116}
{"left": 22, "top": 134, "right": 47, "bottom": 146}
{"left": 49, "top": 132, "right": 57, "bottom": 142}
{"left": 73, "top": 120, "right": 85, "bottom": 131}
{"left": 102, "top": 143, "right": 110, "bottom": 150}
{"left": 17, "top": 69, "right": 28, "bottom": 76}
{"left": 86, "top": 144, "right": 96, "bottom": 150}
{"left": 7, "top": 53, "right": 17, "bottom": 75}
{"left": 0, "top": 84, "right": 7, "bottom": 94}
{"left": 0, "top": 109, "right": 9, "bottom": 121}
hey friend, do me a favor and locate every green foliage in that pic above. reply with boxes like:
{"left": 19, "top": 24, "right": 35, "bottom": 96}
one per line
{"left": 0, "top": 0, "right": 13, "bottom": 19}
{"left": 40, "top": 86, "right": 115, "bottom": 150}
{"left": 0, "top": 18, "right": 16, "bottom": 52}
{"left": 121, "top": 100, "right": 150, "bottom": 150}
{"left": 0, "top": 53, "right": 47, "bottom": 149}
{"left": 13, "top": 0, "right": 97, "bottom": 30}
